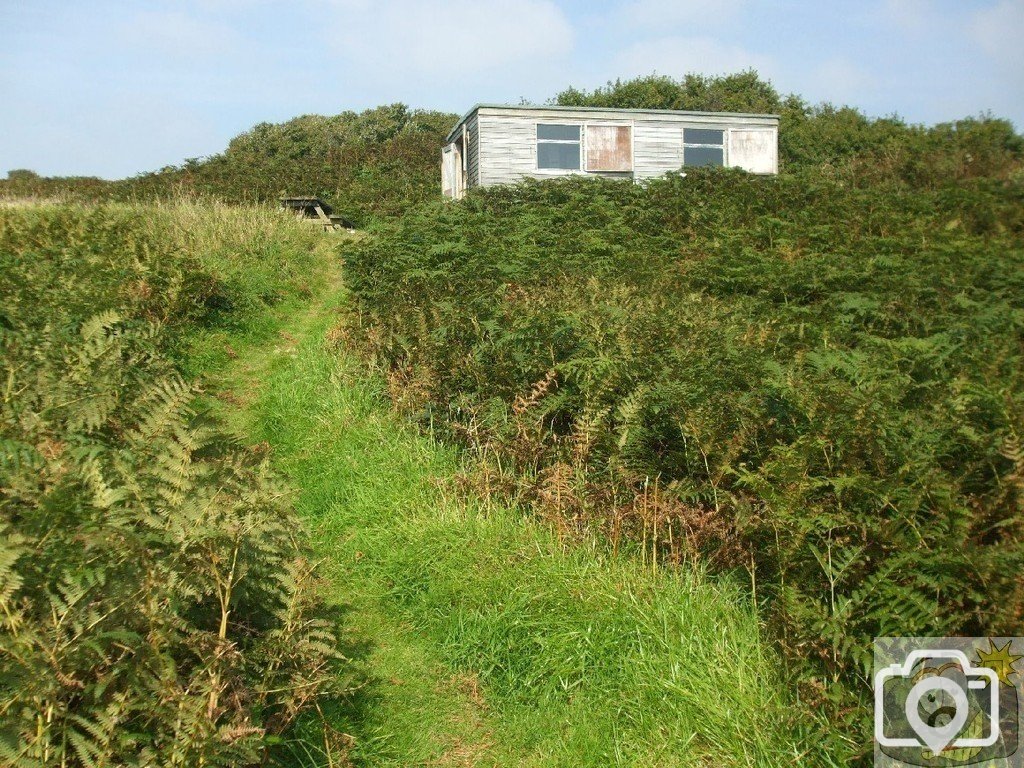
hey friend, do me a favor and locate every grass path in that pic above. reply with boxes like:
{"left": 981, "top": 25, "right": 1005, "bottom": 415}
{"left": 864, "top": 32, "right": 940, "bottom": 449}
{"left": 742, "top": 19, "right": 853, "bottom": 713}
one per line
{"left": 200, "top": 255, "right": 831, "bottom": 767}
{"left": 199, "top": 265, "right": 509, "bottom": 766}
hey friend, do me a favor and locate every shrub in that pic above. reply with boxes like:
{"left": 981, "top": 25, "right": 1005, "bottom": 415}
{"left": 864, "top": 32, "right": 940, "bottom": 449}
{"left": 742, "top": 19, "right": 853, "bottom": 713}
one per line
{"left": 343, "top": 171, "right": 1024, "bottom": 725}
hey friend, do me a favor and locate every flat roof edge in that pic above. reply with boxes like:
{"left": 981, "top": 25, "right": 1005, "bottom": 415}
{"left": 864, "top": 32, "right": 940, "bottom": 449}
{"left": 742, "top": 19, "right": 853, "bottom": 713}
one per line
{"left": 445, "top": 103, "right": 780, "bottom": 142}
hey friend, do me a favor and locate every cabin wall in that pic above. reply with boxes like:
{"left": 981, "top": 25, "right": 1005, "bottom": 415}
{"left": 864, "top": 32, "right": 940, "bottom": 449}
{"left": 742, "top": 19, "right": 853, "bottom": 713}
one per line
{"left": 441, "top": 113, "right": 480, "bottom": 199}
{"left": 478, "top": 113, "right": 637, "bottom": 186}
{"left": 634, "top": 121, "right": 779, "bottom": 177}
{"left": 448, "top": 107, "right": 774, "bottom": 193}
{"left": 477, "top": 113, "right": 535, "bottom": 187}
{"left": 474, "top": 110, "right": 777, "bottom": 187}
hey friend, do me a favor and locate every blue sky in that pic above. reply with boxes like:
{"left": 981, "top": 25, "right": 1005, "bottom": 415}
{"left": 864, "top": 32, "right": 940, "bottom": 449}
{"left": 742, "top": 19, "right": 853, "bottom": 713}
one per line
{"left": 2, "top": 0, "right": 1021, "bottom": 179}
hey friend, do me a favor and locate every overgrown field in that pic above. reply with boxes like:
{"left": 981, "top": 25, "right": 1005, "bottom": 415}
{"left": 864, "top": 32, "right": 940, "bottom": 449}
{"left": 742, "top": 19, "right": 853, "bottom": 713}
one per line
{"left": 1, "top": 201, "right": 828, "bottom": 767}
{"left": 0, "top": 203, "right": 349, "bottom": 765}
{"left": 5, "top": 69, "right": 1024, "bottom": 764}
{"left": 344, "top": 169, "right": 1024, "bottom": 727}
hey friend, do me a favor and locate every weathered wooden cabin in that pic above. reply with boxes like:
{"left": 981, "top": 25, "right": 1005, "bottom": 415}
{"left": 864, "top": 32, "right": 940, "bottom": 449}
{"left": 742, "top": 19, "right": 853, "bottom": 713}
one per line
{"left": 441, "top": 104, "right": 779, "bottom": 199}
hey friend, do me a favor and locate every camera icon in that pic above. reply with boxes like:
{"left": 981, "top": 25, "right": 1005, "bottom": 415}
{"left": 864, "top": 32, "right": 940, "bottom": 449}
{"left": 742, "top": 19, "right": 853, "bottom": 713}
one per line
{"left": 875, "top": 649, "right": 1000, "bottom": 757}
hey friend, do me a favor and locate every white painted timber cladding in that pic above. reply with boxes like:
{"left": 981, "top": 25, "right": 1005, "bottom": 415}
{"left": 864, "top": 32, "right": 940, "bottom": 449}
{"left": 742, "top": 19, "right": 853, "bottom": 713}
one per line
{"left": 478, "top": 114, "right": 539, "bottom": 186}
{"left": 472, "top": 108, "right": 777, "bottom": 187}
{"left": 441, "top": 145, "right": 456, "bottom": 198}
{"left": 633, "top": 121, "right": 685, "bottom": 180}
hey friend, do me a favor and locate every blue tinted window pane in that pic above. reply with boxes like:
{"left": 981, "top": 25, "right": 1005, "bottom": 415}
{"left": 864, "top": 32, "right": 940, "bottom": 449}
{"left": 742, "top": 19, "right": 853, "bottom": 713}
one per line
{"left": 684, "top": 146, "right": 724, "bottom": 167}
{"left": 538, "top": 142, "right": 581, "bottom": 169}
{"left": 684, "top": 128, "right": 724, "bottom": 145}
{"left": 537, "top": 124, "right": 580, "bottom": 141}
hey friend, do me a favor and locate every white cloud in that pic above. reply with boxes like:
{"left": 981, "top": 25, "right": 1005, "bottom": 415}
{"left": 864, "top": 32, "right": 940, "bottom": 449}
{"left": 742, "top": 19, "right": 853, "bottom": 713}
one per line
{"left": 810, "top": 57, "right": 873, "bottom": 102}
{"left": 326, "top": 0, "right": 573, "bottom": 77}
{"left": 811, "top": 57, "right": 868, "bottom": 96}
{"left": 610, "top": 35, "right": 776, "bottom": 81}
{"left": 120, "top": 10, "right": 241, "bottom": 58}
{"left": 879, "top": 0, "right": 939, "bottom": 34}
{"left": 970, "top": 0, "right": 1024, "bottom": 67}
{"left": 616, "top": 0, "right": 748, "bottom": 29}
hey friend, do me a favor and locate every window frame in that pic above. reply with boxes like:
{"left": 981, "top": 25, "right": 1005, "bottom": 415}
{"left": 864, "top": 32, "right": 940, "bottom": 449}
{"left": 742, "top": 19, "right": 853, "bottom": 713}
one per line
{"left": 535, "top": 122, "right": 583, "bottom": 173}
{"left": 682, "top": 127, "right": 727, "bottom": 168}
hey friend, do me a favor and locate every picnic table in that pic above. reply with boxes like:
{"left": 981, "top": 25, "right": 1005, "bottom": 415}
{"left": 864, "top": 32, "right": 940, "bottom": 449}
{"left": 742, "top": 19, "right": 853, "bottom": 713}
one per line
{"left": 280, "top": 197, "right": 354, "bottom": 231}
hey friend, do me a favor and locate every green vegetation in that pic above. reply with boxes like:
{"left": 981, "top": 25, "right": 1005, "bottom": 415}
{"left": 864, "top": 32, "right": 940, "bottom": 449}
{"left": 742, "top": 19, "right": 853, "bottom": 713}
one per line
{"left": 343, "top": 168, "right": 1024, "bottom": 735}
{"left": 127, "top": 105, "right": 456, "bottom": 224}
{"left": 4, "top": 70, "right": 1024, "bottom": 765}
{"left": 7, "top": 71, "right": 1020, "bottom": 221}
{"left": 2, "top": 200, "right": 825, "bottom": 766}
{"left": 0, "top": 203, "right": 350, "bottom": 765}
{"left": 236, "top": 309, "right": 829, "bottom": 765}
{"left": 0, "top": 105, "right": 456, "bottom": 226}
{"left": 557, "top": 71, "right": 1024, "bottom": 185}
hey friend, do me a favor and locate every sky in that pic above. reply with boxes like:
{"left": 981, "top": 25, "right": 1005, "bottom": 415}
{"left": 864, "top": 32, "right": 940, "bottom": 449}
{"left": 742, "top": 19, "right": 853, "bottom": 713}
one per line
{"left": 1, "top": 0, "right": 1022, "bottom": 179}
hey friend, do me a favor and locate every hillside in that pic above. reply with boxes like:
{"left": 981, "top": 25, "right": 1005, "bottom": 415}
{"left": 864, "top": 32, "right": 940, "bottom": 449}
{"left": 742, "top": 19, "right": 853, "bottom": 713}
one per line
{"left": 2, "top": 104, "right": 456, "bottom": 225}
{"left": 1, "top": 201, "right": 836, "bottom": 766}
{"left": 344, "top": 167, "right": 1024, "bottom": 717}
{"left": 3, "top": 72, "right": 1023, "bottom": 765}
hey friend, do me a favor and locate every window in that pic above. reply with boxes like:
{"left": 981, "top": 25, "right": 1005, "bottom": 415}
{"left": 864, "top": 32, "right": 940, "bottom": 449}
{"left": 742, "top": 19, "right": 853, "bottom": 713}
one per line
{"left": 683, "top": 127, "right": 725, "bottom": 167}
{"left": 586, "top": 125, "right": 632, "bottom": 171}
{"left": 537, "top": 124, "right": 581, "bottom": 170}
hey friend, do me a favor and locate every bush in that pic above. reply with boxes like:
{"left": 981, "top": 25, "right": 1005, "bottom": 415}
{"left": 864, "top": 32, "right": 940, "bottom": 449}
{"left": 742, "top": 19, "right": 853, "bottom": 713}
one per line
{"left": 556, "top": 73, "right": 1024, "bottom": 185}
{"left": 343, "top": 171, "right": 1024, "bottom": 724}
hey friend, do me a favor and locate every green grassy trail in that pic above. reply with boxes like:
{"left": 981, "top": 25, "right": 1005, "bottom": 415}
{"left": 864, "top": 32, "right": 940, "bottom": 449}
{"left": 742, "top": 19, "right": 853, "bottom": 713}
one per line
{"left": 203, "top": 260, "right": 832, "bottom": 767}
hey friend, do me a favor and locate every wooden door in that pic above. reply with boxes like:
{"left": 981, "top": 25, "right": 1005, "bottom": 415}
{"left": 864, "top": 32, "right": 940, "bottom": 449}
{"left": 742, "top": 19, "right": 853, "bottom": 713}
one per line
{"left": 441, "top": 142, "right": 465, "bottom": 199}
{"left": 441, "top": 144, "right": 457, "bottom": 198}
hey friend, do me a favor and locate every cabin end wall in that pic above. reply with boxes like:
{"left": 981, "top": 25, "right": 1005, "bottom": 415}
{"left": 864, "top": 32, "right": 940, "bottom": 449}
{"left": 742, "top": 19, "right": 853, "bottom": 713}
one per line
{"left": 465, "top": 112, "right": 480, "bottom": 191}
{"left": 441, "top": 111, "right": 481, "bottom": 200}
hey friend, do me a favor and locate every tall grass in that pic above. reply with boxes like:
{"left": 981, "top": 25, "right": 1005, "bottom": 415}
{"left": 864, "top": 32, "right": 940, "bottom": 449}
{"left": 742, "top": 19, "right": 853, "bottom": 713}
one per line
{"left": 246, "top": 315, "right": 840, "bottom": 765}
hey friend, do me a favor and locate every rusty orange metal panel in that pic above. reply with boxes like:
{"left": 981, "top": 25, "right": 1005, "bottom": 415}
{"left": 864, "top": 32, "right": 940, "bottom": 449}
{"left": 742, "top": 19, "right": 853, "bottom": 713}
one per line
{"left": 586, "top": 125, "right": 632, "bottom": 171}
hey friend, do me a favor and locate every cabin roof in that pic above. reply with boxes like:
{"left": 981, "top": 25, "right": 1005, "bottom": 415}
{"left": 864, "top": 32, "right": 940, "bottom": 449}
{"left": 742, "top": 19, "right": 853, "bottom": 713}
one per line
{"left": 445, "top": 103, "right": 781, "bottom": 143}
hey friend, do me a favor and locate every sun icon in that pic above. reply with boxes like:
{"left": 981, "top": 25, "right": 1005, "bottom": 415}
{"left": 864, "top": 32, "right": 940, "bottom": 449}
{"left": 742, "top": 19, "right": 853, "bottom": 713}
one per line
{"left": 976, "top": 639, "right": 1023, "bottom": 685}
